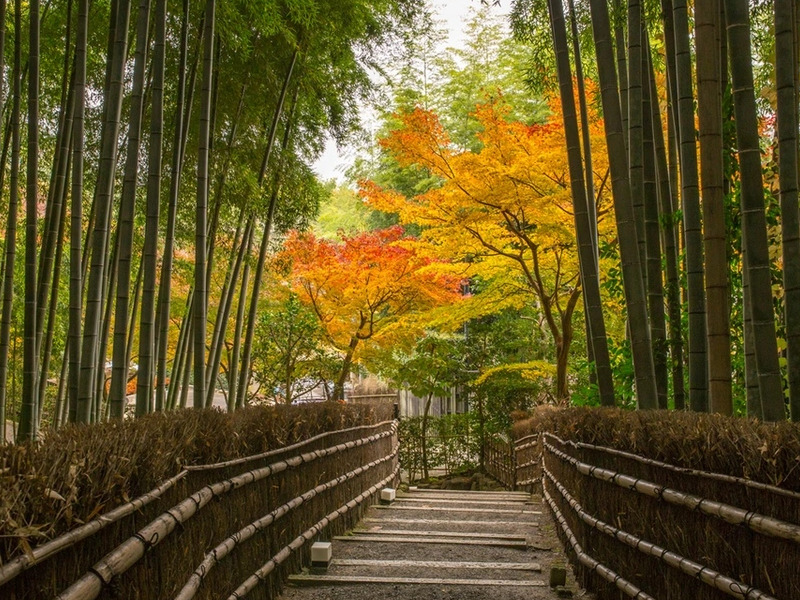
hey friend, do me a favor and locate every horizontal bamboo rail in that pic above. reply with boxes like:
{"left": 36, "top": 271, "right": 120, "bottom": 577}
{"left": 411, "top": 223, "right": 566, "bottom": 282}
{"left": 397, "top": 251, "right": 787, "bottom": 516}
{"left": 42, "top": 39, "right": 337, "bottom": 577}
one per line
{"left": 553, "top": 434, "right": 800, "bottom": 501}
{"left": 175, "top": 444, "right": 398, "bottom": 600}
{"left": 56, "top": 426, "right": 396, "bottom": 600}
{"left": 0, "top": 470, "right": 187, "bottom": 586}
{"left": 543, "top": 466, "right": 776, "bottom": 600}
{"left": 543, "top": 485, "right": 655, "bottom": 600}
{"left": 543, "top": 435, "right": 800, "bottom": 544}
{"left": 227, "top": 463, "right": 401, "bottom": 599}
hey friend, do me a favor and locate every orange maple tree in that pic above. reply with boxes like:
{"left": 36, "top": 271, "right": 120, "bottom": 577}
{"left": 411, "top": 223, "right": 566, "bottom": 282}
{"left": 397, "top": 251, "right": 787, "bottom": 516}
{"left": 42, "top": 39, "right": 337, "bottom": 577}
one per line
{"left": 281, "top": 226, "right": 463, "bottom": 400}
{"left": 361, "top": 99, "right": 613, "bottom": 400}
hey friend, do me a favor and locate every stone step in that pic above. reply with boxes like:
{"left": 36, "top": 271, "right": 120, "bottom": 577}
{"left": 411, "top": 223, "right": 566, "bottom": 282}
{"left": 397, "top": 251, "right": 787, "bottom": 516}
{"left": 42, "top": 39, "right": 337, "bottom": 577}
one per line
{"left": 374, "top": 505, "right": 541, "bottom": 515}
{"left": 333, "top": 534, "right": 528, "bottom": 548}
{"left": 362, "top": 517, "right": 539, "bottom": 528}
{"left": 330, "top": 558, "right": 542, "bottom": 572}
{"left": 353, "top": 529, "right": 527, "bottom": 541}
{"left": 288, "top": 574, "right": 546, "bottom": 587}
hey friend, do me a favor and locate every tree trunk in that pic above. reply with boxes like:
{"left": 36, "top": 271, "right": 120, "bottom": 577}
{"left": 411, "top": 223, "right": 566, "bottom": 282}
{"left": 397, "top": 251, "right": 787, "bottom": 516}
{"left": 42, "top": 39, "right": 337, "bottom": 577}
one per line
{"left": 109, "top": 0, "right": 151, "bottom": 419}
{"left": 194, "top": 0, "right": 215, "bottom": 409}
{"left": 136, "top": 0, "right": 166, "bottom": 415}
{"left": 627, "top": 0, "right": 646, "bottom": 281}
{"left": 547, "top": 0, "right": 615, "bottom": 406}
{"left": 642, "top": 36, "right": 669, "bottom": 409}
{"left": 588, "top": 0, "right": 658, "bottom": 409}
{"left": 0, "top": 0, "right": 19, "bottom": 442}
{"left": 696, "top": 0, "right": 732, "bottom": 415}
{"left": 154, "top": 0, "right": 194, "bottom": 412}
{"left": 68, "top": 0, "right": 88, "bottom": 423}
{"left": 229, "top": 226, "right": 253, "bottom": 412}
{"left": 647, "top": 45, "right": 685, "bottom": 409}
{"left": 77, "top": 0, "right": 132, "bottom": 423}
{"left": 776, "top": 0, "right": 800, "bottom": 422}
{"left": 234, "top": 51, "right": 299, "bottom": 409}
{"left": 725, "top": 0, "right": 785, "bottom": 421}
{"left": 673, "top": 0, "right": 709, "bottom": 413}
{"left": 421, "top": 393, "right": 433, "bottom": 480}
{"left": 19, "top": 0, "right": 41, "bottom": 440}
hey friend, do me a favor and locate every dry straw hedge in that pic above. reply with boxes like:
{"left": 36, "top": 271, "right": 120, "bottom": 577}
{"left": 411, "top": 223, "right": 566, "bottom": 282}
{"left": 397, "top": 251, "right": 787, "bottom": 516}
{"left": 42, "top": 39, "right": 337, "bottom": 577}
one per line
{"left": 0, "top": 402, "right": 388, "bottom": 564}
{"left": 513, "top": 407, "right": 800, "bottom": 491}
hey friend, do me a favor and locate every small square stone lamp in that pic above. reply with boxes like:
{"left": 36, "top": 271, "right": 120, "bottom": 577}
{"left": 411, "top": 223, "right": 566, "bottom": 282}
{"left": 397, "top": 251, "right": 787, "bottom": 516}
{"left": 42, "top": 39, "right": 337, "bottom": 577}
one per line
{"left": 310, "top": 541, "right": 332, "bottom": 570}
{"left": 380, "top": 487, "right": 396, "bottom": 504}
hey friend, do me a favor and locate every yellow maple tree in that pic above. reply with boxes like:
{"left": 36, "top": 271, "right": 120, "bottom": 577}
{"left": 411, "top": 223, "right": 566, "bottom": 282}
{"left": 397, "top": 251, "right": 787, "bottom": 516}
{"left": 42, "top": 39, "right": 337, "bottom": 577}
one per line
{"left": 361, "top": 98, "right": 613, "bottom": 400}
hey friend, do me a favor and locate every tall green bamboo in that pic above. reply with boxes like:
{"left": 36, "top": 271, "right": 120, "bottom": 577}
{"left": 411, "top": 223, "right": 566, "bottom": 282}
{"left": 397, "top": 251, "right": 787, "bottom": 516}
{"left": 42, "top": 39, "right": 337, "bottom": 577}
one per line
{"left": 776, "top": 0, "right": 800, "bottom": 422}
{"left": 135, "top": 0, "right": 166, "bottom": 414}
{"left": 109, "top": 0, "right": 151, "bottom": 419}
{"left": 672, "top": 0, "right": 709, "bottom": 413}
{"left": 194, "top": 0, "right": 215, "bottom": 409}
{"left": 0, "top": 0, "right": 20, "bottom": 442}
{"left": 19, "top": 0, "right": 40, "bottom": 441}
{"left": 77, "top": 0, "right": 132, "bottom": 423}
{"left": 588, "top": 0, "right": 658, "bottom": 409}
{"left": 696, "top": 0, "right": 731, "bottom": 415}
{"left": 546, "top": 0, "right": 615, "bottom": 407}
{"left": 725, "top": 0, "right": 785, "bottom": 421}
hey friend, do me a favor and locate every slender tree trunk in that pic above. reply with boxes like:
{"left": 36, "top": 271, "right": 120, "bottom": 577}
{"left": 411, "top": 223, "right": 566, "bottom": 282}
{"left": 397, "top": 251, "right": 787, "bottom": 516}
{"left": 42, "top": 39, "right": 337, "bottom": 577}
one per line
{"left": 588, "top": 0, "right": 658, "bottom": 409}
{"left": 136, "top": 0, "right": 165, "bottom": 415}
{"left": 0, "top": 0, "right": 20, "bottom": 442}
{"left": 168, "top": 293, "right": 193, "bottom": 410}
{"left": 108, "top": 0, "right": 150, "bottom": 419}
{"left": 38, "top": 161, "right": 70, "bottom": 422}
{"left": 228, "top": 226, "right": 253, "bottom": 412}
{"left": 673, "top": 0, "right": 709, "bottom": 413}
{"left": 696, "top": 0, "right": 732, "bottom": 415}
{"left": 547, "top": 0, "right": 615, "bottom": 406}
{"left": 725, "top": 0, "right": 785, "bottom": 421}
{"left": 642, "top": 37, "right": 668, "bottom": 409}
{"left": 647, "top": 46, "right": 685, "bottom": 409}
{"left": 19, "top": 0, "right": 41, "bottom": 440}
{"left": 776, "top": 0, "right": 800, "bottom": 422}
{"left": 234, "top": 50, "right": 299, "bottom": 409}
{"left": 154, "top": 0, "right": 193, "bottom": 411}
{"left": 77, "top": 0, "right": 132, "bottom": 423}
{"left": 205, "top": 216, "right": 250, "bottom": 407}
{"left": 194, "top": 0, "right": 215, "bottom": 409}
{"left": 611, "top": 0, "right": 628, "bottom": 148}
{"left": 627, "top": 0, "right": 646, "bottom": 280}
{"left": 68, "top": 0, "right": 88, "bottom": 424}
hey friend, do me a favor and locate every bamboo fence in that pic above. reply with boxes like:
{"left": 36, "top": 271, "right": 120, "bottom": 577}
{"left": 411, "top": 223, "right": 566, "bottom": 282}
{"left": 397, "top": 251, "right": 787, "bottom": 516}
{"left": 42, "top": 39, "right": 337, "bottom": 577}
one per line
{"left": 542, "top": 432, "right": 800, "bottom": 600}
{"left": 2, "top": 420, "right": 398, "bottom": 600}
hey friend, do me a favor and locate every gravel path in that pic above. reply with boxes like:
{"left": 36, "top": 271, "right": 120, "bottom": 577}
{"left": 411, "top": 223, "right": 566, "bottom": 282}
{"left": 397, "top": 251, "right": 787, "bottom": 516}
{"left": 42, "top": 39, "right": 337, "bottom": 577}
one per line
{"left": 279, "top": 488, "right": 594, "bottom": 600}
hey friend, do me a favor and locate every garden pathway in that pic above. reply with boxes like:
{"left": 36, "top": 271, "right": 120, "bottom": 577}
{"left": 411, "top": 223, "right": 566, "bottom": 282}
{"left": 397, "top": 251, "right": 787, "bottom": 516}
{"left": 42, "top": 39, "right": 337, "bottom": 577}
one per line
{"left": 279, "top": 487, "right": 592, "bottom": 599}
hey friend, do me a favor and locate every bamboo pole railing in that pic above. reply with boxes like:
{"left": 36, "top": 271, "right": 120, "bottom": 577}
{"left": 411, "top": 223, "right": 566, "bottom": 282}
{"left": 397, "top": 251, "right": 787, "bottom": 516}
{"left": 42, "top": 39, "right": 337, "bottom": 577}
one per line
{"left": 543, "top": 466, "right": 777, "bottom": 600}
{"left": 53, "top": 422, "right": 398, "bottom": 600}
{"left": 543, "top": 435, "right": 800, "bottom": 544}
{"left": 174, "top": 445, "right": 398, "bottom": 600}
{"left": 543, "top": 485, "right": 655, "bottom": 600}
{"left": 0, "top": 420, "right": 395, "bottom": 591}
{"left": 226, "top": 464, "right": 401, "bottom": 599}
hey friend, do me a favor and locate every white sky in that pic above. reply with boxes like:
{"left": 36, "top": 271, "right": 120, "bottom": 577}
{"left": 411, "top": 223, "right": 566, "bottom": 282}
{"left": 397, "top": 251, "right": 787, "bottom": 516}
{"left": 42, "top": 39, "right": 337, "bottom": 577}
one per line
{"left": 311, "top": 0, "right": 506, "bottom": 184}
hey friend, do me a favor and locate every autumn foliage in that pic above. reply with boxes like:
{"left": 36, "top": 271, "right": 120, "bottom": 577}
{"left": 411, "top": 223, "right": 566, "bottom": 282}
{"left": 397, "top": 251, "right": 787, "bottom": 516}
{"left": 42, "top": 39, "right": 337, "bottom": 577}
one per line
{"left": 281, "top": 227, "right": 463, "bottom": 398}
{"left": 360, "top": 100, "right": 611, "bottom": 399}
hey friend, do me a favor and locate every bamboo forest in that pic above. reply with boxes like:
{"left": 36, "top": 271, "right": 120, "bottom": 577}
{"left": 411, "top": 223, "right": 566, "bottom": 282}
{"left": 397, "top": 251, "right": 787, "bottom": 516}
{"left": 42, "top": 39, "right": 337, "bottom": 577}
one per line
{"left": 2, "top": 0, "right": 800, "bottom": 598}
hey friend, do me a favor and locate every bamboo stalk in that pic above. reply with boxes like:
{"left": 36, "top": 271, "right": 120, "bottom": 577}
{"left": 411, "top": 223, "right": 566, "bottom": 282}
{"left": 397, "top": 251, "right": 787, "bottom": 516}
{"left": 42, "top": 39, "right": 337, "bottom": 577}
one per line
{"left": 544, "top": 467, "right": 777, "bottom": 600}
{"left": 543, "top": 435, "right": 800, "bottom": 543}
{"left": 227, "top": 464, "right": 401, "bottom": 599}
{"left": 543, "top": 486, "right": 655, "bottom": 600}
{"left": 548, "top": 433, "right": 800, "bottom": 500}
{"left": 175, "top": 445, "right": 398, "bottom": 599}
{"left": 55, "top": 429, "right": 396, "bottom": 599}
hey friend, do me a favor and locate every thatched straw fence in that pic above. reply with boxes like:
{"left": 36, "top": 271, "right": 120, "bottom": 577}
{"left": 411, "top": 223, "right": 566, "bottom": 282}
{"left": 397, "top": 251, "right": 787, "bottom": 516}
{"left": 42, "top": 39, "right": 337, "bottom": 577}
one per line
{"left": 501, "top": 408, "right": 800, "bottom": 600}
{"left": 1, "top": 418, "right": 398, "bottom": 599}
